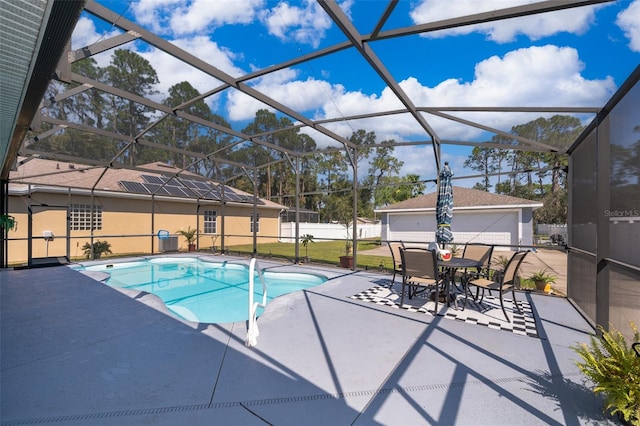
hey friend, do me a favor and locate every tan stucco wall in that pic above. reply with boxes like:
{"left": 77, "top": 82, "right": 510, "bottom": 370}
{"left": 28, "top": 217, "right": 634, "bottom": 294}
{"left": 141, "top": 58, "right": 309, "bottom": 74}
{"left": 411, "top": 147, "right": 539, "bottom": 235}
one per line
{"left": 6, "top": 191, "right": 281, "bottom": 265}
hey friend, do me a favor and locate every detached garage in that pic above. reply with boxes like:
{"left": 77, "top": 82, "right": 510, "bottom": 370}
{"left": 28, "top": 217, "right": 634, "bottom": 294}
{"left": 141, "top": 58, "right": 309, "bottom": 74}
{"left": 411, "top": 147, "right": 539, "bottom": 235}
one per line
{"left": 376, "top": 187, "right": 543, "bottom": 250}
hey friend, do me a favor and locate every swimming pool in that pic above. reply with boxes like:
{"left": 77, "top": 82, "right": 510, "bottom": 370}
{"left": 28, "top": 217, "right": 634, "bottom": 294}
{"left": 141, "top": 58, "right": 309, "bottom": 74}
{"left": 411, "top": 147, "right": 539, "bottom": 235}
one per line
{"left": 75, "top": 257, "right": 328, "bottom": 324}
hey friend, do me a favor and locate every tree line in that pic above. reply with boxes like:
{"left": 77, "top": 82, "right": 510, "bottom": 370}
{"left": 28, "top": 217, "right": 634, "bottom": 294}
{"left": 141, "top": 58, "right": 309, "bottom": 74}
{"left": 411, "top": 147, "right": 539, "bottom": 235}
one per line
{"left": 34, "top": 49, "right": 576, "bottom": 224}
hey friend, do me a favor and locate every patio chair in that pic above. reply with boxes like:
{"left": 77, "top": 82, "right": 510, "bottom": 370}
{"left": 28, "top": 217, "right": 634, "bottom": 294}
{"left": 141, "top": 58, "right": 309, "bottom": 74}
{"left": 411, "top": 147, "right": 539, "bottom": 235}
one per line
{"left": 399, "top": 247, "right": 445, "bottom": 314}
{"left": 463, "top": 250, "right": 529, "bottom": 322}
{"left": 457, "top": 243, "right": 494, "bottom": 294}
{"left": 387, "top": 241, "right": 405, "bottom": 288}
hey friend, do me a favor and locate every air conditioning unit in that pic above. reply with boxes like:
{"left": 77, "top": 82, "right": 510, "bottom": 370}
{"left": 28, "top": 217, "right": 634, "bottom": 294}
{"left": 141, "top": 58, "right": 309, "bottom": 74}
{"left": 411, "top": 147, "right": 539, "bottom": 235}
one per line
{"left": 159, "top": 236, "right": 178, "bottom": 252}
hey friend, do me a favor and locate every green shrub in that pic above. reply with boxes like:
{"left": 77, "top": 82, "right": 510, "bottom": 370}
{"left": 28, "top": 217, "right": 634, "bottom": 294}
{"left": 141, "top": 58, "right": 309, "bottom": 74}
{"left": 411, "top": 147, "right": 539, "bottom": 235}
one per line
{"left": 81, "top": 240, "right": 112, "bottom": 259}
{"left": 572, "top": 323, "right": 640, "bottom": 425}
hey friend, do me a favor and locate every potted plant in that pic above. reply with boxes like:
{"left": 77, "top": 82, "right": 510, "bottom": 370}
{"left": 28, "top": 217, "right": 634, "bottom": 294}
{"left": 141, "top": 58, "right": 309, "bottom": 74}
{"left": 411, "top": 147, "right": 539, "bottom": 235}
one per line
{"left": 572, "top": 323, "right": 640, "bottom": 425}
{"left": 81, "top": 240, "right": 112, "bottom": 259}
{"left": 340, "top": 236, "right": 353, "bottom": 269}
{"left": 176, "top": 226, "right": 197, "bottom": 251}
{"left": 336, "top": 207, "right": 354, "bottom": 268}
{"left": 529, "top": 269, "right": 556, "bottom": 292}
{"left": 340, "top": 238, "right": 354, "bottom": 268}
{"left": 301, "top": 234, "right": 314, "bottom": 263}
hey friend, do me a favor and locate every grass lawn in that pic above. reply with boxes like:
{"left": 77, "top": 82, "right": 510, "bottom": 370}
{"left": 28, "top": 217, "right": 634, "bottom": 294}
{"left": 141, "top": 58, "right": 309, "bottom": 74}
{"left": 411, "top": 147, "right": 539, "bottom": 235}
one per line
{"left": 224, "top": 239, "right": 393, "bottom": 271}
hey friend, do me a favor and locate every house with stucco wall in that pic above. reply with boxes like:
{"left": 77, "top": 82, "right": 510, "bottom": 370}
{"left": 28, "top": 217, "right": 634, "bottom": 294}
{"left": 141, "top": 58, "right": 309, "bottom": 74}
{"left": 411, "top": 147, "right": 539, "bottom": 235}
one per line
{"left": 6, "top": 158, "right": 285, "bottom": 265}
{"left": 375, "top": 186, "right": 543, "bottom": 250}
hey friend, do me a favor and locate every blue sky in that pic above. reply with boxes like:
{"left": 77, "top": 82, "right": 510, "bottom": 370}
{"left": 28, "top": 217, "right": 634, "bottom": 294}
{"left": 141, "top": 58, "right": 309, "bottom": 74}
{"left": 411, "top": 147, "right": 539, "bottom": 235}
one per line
{"left": 74, "top": 0, "right": 640, "bottom": 189}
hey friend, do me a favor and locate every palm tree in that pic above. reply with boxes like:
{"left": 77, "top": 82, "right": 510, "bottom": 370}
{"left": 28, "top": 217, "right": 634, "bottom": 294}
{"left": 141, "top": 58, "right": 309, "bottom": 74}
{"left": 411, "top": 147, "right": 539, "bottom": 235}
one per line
{"left": 176, "top": 226, "right": 197, "bottom": 251}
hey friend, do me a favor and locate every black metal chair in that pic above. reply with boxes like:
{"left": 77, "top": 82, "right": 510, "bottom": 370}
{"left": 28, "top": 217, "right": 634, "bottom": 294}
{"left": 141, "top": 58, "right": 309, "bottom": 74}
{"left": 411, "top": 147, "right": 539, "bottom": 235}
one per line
{"left": 463, "top": 250, "right": 529, "bottom": 322}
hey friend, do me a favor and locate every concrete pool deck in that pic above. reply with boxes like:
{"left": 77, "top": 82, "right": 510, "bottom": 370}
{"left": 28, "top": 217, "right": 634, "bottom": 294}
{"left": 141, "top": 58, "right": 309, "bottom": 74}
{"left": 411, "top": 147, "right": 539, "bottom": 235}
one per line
{"left": 1, "top": 255, "right": 616, "bottom": 425}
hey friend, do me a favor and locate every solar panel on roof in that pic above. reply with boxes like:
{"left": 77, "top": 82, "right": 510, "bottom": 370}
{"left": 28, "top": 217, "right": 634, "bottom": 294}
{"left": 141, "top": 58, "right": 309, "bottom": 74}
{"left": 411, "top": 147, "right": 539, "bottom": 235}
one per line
{"left": 178, "top": 186, "right": 200, "bottom": 198}
{"left": 181, "top": 179, "right": 197, "bottom": 189}
{"left": 165, "top": 186, "right": 191, "bottom": 197}
{"left": 120, "top": 181, "right": 150, "bottom": 193}
{"left": 120, "top": 179, "right": 260, "bottom": 204}
{"left": 174, "top": 181, "right": 209, "bottom": 199}
{"left": 185, "top": 188, "right": 205, "bottom": 198}
{"left": 181, "top": 178, "right": 216, "bottom": 192}
{"left": 144, "top": 183, "right": 170, "bottom": 195}
{"left": 222, "top": 188, "right": 242, "bottom": 202}
{"left": 142, "top": 175, "right": 168, "bottom": 184}
{"left": 202, "top": 192, "right": 221, "bottom": 201}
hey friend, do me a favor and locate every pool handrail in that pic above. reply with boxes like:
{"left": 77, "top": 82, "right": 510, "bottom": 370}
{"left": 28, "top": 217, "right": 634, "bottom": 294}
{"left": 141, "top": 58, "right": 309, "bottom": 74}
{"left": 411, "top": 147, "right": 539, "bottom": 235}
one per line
{"left": 246, "top": 258, "right": 268, "bottom": 347}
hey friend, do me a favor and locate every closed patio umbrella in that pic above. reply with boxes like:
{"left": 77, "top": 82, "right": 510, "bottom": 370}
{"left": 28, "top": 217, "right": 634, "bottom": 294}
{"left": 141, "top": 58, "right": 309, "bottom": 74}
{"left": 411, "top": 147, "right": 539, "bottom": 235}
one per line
{"left": 435, "top": 162, "right": 454, "bottom": 245}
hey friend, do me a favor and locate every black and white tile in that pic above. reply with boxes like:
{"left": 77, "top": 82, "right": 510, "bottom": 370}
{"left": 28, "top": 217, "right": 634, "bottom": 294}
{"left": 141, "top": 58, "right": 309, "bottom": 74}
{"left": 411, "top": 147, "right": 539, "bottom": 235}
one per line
{"left": 349, "top": 284, "right": 538, "bottom": 338}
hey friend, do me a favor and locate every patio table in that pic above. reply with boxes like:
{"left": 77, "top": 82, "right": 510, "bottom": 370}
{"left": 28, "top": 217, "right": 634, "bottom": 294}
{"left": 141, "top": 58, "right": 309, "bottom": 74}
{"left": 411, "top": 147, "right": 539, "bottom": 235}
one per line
{"left": 437, "top": 257, "right": 483, "bottom": 309}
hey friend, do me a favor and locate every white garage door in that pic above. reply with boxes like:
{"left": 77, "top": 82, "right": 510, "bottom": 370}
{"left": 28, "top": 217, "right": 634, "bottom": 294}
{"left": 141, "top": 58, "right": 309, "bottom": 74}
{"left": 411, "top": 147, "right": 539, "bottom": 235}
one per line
{"left": 388, "top": 213, "right": 435, "bottom": 242}
{"left": 387, "top": 210, "right": 519, "bottom": 249}
{"left": 455, "top": 211, "right": 518, "bottom": 249}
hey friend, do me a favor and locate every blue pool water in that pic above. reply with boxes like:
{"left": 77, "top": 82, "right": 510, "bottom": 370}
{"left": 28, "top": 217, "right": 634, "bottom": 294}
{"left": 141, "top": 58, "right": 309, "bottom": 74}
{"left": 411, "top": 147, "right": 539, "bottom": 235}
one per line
{"left": 76, "top": 257, "right": 327, "bottom": 323}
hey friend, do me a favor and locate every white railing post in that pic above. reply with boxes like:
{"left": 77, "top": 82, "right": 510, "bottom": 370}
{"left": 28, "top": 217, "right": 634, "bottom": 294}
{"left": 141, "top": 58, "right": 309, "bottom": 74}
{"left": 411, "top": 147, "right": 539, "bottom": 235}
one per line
{"left": 246, "top": 258, "right": 267, "bottom": 347}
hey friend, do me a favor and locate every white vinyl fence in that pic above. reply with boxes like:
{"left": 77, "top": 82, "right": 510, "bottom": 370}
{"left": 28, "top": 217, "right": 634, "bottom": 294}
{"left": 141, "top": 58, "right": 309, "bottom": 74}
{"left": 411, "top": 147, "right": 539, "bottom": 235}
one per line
{"left": 280, "top": 222, "right": 381, "bottom": 243}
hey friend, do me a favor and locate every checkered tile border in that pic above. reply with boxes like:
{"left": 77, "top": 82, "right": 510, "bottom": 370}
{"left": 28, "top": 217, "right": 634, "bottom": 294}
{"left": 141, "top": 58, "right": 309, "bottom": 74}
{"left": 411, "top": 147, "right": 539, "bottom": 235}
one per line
{"left": 349, "top": 284, "right": 538, "bottom": 338}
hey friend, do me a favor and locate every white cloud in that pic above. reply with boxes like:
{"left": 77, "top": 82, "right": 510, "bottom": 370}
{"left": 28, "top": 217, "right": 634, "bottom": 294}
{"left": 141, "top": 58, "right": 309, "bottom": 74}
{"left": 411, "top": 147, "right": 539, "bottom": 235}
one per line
{"left": 170, "top": 36, "right": 245, "bottom": 78}
{"left": 466, "top": 45, "right": 615, "bottom": 107}
{"left": 169, "top": 0, "right": 264, "bottom": 35}
{"left": 131, "top": 0, "right": 264, "bottom": 36}
{"left": 409, "top": 0, "right": 601, "bottom": 42}
{"left": 71, "top": 18, "right": 243, "bottom": 108}
{"left": 338, "top": 0, "right": 355, "bottom": 20}
{"left": 226, "top": 68, "right": 339, "bottom": 121}
{"left": 132, "top": 0, "right": 182, "bottom": 34}
{"left": 315, "top": 45, "right": 615, "bottom": 142}
{"left": 261, "top": 0, "right": 333, "bottom": 48}
{"left": 136, "top": 36, "right": 246, "bottom": 110}
{"left": 71, "top": 17, "right": 102, "bottom": 48}
{"left": 223, "top": 43, "right": 615, "bottom": 162}
{"left": 617, "top": 0, "right": 640, "bottom": 52}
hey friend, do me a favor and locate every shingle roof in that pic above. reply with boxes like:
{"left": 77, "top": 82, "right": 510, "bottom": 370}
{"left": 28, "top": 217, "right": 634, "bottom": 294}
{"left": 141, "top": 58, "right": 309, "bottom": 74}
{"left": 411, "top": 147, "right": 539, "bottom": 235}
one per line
{"left": 377, "top": 186, "right": 543, "bottom": 212}
{"left": 8, "top": 158, "right": 284, "bottom": 208}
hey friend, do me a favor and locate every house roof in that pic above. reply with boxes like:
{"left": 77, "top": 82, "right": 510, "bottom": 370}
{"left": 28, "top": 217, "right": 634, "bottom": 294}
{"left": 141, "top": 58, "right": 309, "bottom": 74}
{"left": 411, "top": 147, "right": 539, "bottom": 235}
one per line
{"left": 8, "top": 157, "right": 285, "bottom": 209}
{"left": 376, "top": 186, "right": 543, "bottom": 212}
